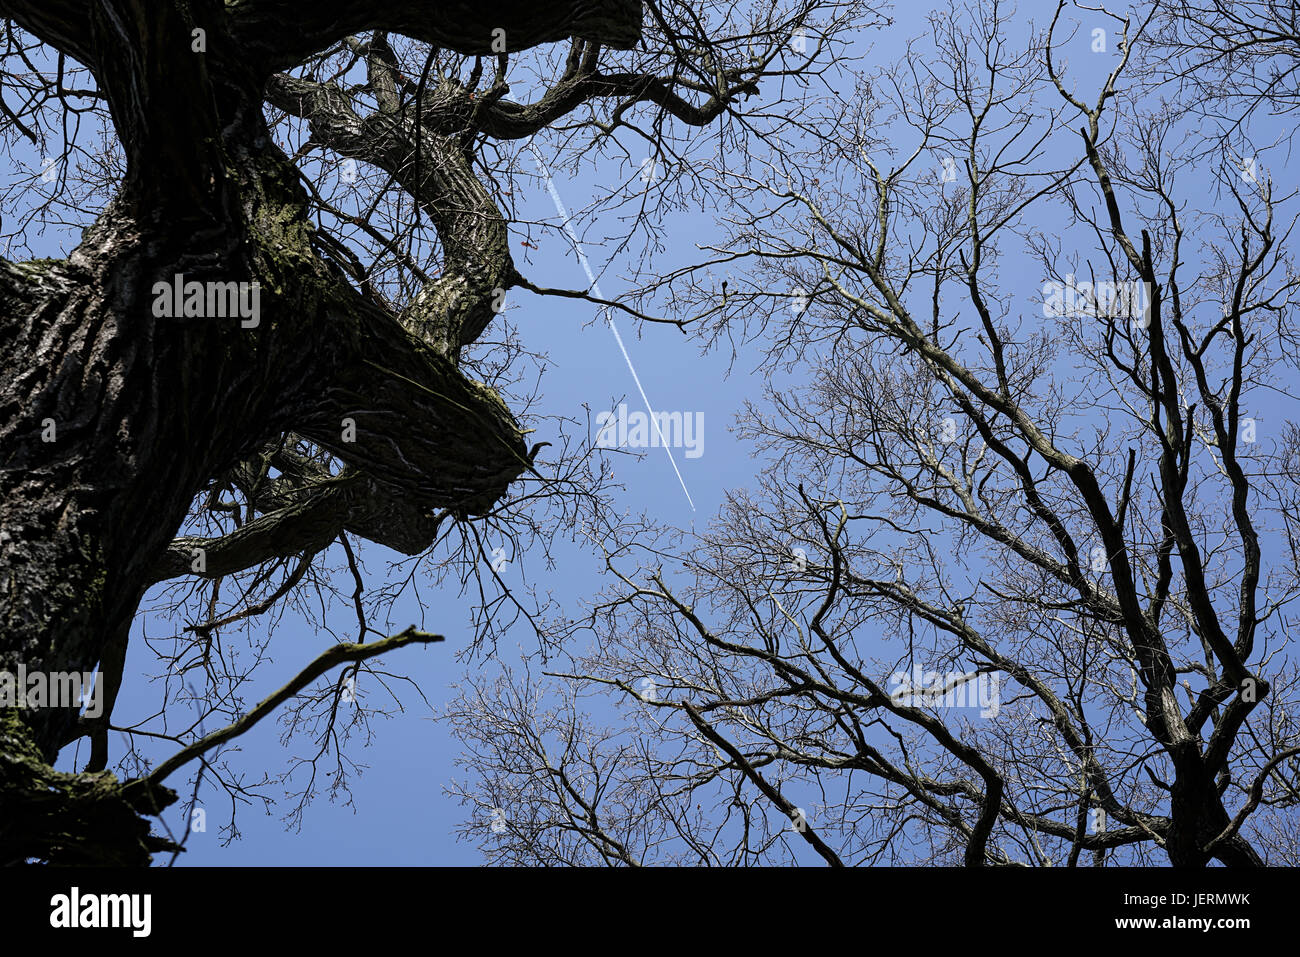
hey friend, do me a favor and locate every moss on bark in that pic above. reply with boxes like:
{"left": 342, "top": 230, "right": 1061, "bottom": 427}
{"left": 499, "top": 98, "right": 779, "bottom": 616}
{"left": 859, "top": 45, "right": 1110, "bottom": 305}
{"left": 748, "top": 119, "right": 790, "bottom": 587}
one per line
{"left": 0, "top": 709, "right": 180, "bottom": 866}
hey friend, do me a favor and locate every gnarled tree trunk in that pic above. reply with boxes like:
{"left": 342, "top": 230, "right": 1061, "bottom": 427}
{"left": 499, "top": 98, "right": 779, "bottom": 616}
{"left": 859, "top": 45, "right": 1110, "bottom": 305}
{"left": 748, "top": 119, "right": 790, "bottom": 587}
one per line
{"left": 0, "top": 0, "right": 641, "bottom": 864}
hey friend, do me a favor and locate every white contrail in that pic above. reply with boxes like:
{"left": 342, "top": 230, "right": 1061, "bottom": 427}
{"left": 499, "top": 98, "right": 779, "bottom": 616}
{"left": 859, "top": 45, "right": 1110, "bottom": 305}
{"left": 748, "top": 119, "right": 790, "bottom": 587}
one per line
{"left": 528, "top": 142, "right": 695, "bottom": 511}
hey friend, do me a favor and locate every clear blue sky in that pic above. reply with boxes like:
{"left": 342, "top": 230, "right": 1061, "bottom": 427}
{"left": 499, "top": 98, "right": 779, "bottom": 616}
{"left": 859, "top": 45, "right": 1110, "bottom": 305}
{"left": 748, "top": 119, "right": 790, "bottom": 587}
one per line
{"left": 23, "top": 1, "right": 1292, "bottom": 864}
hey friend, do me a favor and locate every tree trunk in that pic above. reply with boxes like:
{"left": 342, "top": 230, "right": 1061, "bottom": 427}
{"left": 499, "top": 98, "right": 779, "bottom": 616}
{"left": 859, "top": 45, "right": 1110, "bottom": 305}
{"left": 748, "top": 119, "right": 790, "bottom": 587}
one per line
{"left": 0, "top": 0, "right": 640, "bottom": 865}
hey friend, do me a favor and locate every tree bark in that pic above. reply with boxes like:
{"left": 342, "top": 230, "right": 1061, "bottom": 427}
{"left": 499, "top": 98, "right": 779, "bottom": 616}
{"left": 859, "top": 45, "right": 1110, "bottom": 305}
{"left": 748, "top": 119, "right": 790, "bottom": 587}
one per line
{"left": 0, "top": 0, "right": 642, "bottom": 864}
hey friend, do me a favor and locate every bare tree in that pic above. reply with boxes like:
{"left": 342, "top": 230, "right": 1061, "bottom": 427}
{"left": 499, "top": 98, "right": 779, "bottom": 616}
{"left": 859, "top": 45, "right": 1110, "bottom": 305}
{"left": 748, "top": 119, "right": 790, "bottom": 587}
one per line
{"left": 0, "top": 0, "right": 873, "bottom": 863}
{"left": 1147, "top": 0, "right": 1300, "bottom": 143}
{"left": 447, "top": 0, "right": 1300, "bottom": 867}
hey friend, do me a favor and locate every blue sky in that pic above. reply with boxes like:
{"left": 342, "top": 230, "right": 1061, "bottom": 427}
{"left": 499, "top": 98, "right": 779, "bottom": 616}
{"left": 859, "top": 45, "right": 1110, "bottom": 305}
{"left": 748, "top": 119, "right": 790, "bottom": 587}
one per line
{"left": 19, "top": 0, "right": 1295, "bottom": 864}
{"left": 54, "top": 98, "right": 766, "bottom": 866}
